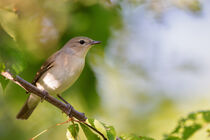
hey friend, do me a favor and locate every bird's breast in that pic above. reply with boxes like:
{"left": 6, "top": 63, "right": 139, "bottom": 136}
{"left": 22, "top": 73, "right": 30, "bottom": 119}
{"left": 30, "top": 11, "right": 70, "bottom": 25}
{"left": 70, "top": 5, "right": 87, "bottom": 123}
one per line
{"left": 37, "top": 55, "right": 85, "bottom": 95}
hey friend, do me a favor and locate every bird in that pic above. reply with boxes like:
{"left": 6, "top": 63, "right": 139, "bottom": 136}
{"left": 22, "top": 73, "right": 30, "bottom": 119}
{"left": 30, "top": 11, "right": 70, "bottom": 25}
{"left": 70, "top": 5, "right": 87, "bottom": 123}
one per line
{"left": 16, "top": 36, "right": 101, "bottom": 120}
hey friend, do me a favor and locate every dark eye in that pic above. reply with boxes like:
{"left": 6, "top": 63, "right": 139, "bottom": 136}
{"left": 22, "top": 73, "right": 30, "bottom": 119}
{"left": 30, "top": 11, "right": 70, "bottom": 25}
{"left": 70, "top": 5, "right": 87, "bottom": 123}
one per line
{"left": 79, "top": 40, "right": 85, "bottom": 44}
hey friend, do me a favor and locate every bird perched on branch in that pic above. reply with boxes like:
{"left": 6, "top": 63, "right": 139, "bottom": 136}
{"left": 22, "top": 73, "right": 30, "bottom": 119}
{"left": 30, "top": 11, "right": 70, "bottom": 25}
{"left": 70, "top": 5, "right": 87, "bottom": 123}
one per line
{"left": 17, "top": 36, "right": 101, "bottom": 119}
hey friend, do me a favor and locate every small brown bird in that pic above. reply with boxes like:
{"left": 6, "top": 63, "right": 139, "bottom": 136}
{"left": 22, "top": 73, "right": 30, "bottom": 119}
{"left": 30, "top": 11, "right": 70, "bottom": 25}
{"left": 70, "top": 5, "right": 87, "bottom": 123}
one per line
{"left": 16, "top": 36, "right": 101, "bottom": 119}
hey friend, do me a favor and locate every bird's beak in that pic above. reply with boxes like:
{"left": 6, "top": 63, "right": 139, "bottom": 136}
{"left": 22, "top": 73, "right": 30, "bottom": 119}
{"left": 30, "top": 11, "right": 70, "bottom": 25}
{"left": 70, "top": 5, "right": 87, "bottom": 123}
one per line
{"left": 90, "top": 40, "right": 101, "bottom": 45}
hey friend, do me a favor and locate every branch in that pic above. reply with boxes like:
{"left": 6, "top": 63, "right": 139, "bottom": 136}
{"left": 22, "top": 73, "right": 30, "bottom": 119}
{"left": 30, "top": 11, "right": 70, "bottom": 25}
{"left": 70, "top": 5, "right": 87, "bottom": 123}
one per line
{"left": 1, "top": 71, "right": 113, "bottom": 140}
{"left": 1, "top": 71, "right": 87, "bottom": 122}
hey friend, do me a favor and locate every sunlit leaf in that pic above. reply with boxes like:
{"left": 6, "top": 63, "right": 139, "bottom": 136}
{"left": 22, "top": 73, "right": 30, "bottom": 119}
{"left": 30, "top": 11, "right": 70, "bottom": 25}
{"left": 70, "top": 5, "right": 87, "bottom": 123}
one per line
{"left": 91, "top": 119, "right": 108, "bottom": 138}
{"left": 202, "top": 111, "right": 210, "bottom": 122}
{"left": 80, "top": 123, "right": 100, "bottom": 140}
{"left": 165, "top": 111, "right": 210, "bottom": 140}
{"left": 67, "top": 123, "right": 79, "bottom": 139}
{"left": 86, "top": 118, "right": 116, "bottom": 140}
{"left": 102, "top": 123, "right": 116, "bottom": 140}
{"left": 67, "top": 118, "right": 117, "bottom": 140}
{"left": 0, "top": 9, "right": 18, "bottom": 40}
{"left": 188, "top": 113, "right": 197, "bottom": 120}
{"left": 182, "top": 124, "right": 202, "bottom": 139}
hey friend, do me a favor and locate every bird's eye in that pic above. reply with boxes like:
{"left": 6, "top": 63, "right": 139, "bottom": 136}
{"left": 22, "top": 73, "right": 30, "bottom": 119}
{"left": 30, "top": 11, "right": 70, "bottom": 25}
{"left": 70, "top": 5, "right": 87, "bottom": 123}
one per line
{"left": 79, "top": 40, "right": 85, "bottom": 45}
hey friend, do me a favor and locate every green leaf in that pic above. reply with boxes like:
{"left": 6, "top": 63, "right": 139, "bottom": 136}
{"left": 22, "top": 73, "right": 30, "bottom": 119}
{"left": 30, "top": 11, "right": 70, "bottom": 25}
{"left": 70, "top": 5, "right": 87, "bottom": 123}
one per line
{"left": 67, "top": 118, "right": 117, "bottom": 140}
{"left": 202, "top": 111, "right": 210, "bottom": 122}
{"left": 172, "top": 125, "right": 181, "bottom": 134}
{"left": 0, "top": 74, "right": 9, "bottom": 90}
{"left": 67, "top": 123, "right": 79, "bottom": 139}
{"left": 0, "top": 63, "right": 5, "bottom": 72}
{"left": 182, "top": 124, "right": 202, "bottom": 139}
{"left": 102, "top": 124, "right": 116, "bottom": 140}
{"left": 86, "top": 118, "right": 116, "bottom": 140}
{"left": 164, "top": 136, "right": 182, "bottom": 140}
{"left": 165, "top": 111, "right": 210, "bottom": 140}
{"left": 0, "top": 27, "right": 26, "bottom": 90}
{"left": 119, "top": 134, "right": 154, "bottom": 140}
{"left": 0, "top": 9, "right": 18, "bottom": 40}
{"left": 188, "top": 113, "right": 197, "bottom": 120}
{"left": 88, "top": 118, "right": 95, "bottom": 128}
{"left": 79, "top": 123, "right": 100, "bottom": 140}
{"left": 0, "top": 27, "right": 26, "bottom": 74}
{"left": 68, "top": 118, "right": 155, "bottom": 140}
{"left": 92, "top": 119, "right": 108, "bottom": 138}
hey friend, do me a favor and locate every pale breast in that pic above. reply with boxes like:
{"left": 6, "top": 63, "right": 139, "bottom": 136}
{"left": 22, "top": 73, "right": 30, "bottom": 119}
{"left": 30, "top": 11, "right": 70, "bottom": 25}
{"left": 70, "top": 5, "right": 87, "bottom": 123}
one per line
{"left": 36, "top": 54, "right": 85, "bottom": 96}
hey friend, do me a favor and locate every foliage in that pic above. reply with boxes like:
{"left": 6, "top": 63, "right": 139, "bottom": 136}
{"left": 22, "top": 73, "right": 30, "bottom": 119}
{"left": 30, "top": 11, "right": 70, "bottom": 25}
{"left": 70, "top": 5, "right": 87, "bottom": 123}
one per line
{"left": 66, "top": 111, "right": 210, "bottom": 140}
{"left": 0, "top": 26, "right": 26, "bottom": 89}
{"left": 66, "top": 118, "right": 154, "bottom": 140}
{"left": 67, "top": 118, "right": 117, "bottom": 140}
{"left": 164, "top": 111, "right": 210, "bottom": 140}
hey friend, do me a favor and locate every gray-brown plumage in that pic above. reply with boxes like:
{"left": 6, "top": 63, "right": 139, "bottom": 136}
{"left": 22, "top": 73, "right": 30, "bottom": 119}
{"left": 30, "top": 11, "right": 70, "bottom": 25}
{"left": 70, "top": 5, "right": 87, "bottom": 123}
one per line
{"left": 16, "top": 36, "right": 101, "bottom": 119}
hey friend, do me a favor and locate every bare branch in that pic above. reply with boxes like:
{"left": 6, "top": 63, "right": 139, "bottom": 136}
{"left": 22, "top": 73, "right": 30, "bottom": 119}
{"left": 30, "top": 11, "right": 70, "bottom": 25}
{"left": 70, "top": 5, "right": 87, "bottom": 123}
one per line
{"left": 1, "top": 71, "right": 87, "bottom": 122}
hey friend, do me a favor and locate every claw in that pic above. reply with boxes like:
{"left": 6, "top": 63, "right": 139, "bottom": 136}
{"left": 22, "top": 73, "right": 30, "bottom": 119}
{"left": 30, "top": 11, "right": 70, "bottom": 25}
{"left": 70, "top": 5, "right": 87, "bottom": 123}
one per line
{"left": 67, "top": 104, "right": 73, "bottom": 117}
{"left": 41, "top": 90, "right": 48, "bottom": 102}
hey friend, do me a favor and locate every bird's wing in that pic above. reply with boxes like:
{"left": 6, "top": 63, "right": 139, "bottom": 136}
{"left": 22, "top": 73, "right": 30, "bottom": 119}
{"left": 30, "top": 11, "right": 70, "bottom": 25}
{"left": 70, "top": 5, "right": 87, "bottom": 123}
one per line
{"left": 32, "top": 51, "right": 61, "bottom": 85}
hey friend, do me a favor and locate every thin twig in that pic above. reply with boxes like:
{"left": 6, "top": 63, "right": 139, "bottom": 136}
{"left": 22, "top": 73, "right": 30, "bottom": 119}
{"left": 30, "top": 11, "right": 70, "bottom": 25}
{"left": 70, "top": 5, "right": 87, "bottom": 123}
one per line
{"left": 31, "top": 118, "right": 72, "bottom": 140}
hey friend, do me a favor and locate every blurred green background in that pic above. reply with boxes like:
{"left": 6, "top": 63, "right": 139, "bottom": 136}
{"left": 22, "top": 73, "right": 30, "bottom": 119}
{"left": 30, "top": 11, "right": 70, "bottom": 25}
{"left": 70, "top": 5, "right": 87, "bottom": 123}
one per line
{"left": 0, "top": 0, "right": 210, "bottom": 139}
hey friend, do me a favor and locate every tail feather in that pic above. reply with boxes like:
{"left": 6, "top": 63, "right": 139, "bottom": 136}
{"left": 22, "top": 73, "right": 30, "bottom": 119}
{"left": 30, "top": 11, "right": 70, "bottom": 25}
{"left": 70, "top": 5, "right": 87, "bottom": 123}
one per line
{"left": 16, "top": 94, "right": 40, "bottom": 120}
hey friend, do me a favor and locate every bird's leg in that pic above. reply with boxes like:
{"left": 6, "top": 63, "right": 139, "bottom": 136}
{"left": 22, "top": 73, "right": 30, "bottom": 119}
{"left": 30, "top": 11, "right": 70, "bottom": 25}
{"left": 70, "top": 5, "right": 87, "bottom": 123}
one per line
{"left": 57, "top": 95, "right": 73, "bottom": 116}
{"left": 41, "top": 90, "right": 48, "bottom": 102}
{"left": 57, "top": 94, "right": 69, "bottom": 104}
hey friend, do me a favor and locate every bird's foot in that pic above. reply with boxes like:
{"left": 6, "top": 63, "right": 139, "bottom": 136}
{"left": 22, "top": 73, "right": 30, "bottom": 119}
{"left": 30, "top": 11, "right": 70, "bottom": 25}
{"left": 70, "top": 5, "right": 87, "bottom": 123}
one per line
{"left": 41, "top": 90, "right": 48, "bottom": 102}
{"left": 67, "top": 103, "right": 73, "bottom": 117}
{"left": 57, "top": 95, "right": 73, "bottom": 116}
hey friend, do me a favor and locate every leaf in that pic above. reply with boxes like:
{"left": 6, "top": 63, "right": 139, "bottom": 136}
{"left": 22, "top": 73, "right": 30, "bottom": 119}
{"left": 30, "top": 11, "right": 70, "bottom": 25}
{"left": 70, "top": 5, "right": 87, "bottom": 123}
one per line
{"left": 0, "top": 27, "right": 26, "bottom": 74}
{"left": 188, "top": 113, "right": 197, "bottom": 120}
{"left": 202, "top": 111, "right": 210, "bottom": 122}
{"left": 0, "top": 9, "right": 18, "bottom": 40}
{"left": 165, "top": 111, "right": 210, "bottom": 140}
{"left": 67, "top": 123, "right": 79, "bottom": 139}
{"left": 0, "top": 26, "right": 26, "bottom": 89}
{"left": 0, "top": 63, "right": 5, "bottom": 72}
{"left": 164, "top": 136, "right": 182, "bottom": 140}
{"left": 182, "top": 124, "right": 202, "bottom": 139}
{"left": 0, "top": 74, "right": 9, "bottom": 90}
{"left": 86, "top": 118, "right": 116, "bottom": 140}
{"left": 102, "top": 124, "right": 116, "bottom": 140}
{"left": 91, "top": 119, "right": 108, "bottom": 138}
{"left": 67, "top": 118, "right": 117, "bottom": 140}
{"left": 119, "top": 134, "right": 154, "bottom": 140}
{"left": 79, "top": 123, "right": 100, "bottom": 140}
{"left": 87, "top": 118, "right": 95, "bottom": 128}
{"left": 67, "top": 118, "right": 155, "bottom": 140}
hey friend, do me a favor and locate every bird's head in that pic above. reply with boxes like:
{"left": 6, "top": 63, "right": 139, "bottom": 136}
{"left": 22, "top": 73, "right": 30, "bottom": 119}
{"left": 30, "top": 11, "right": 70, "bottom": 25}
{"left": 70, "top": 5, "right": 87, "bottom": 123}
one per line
{"left": 64, "top": 36, "right": 101, "bottom": 57}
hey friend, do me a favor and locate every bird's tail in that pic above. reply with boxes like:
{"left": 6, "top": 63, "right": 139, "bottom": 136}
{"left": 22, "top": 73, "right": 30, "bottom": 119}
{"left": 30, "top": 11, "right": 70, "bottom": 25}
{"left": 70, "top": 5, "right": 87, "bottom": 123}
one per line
{"left": 16, "top": 94, "right": 40, "bottom": 120}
